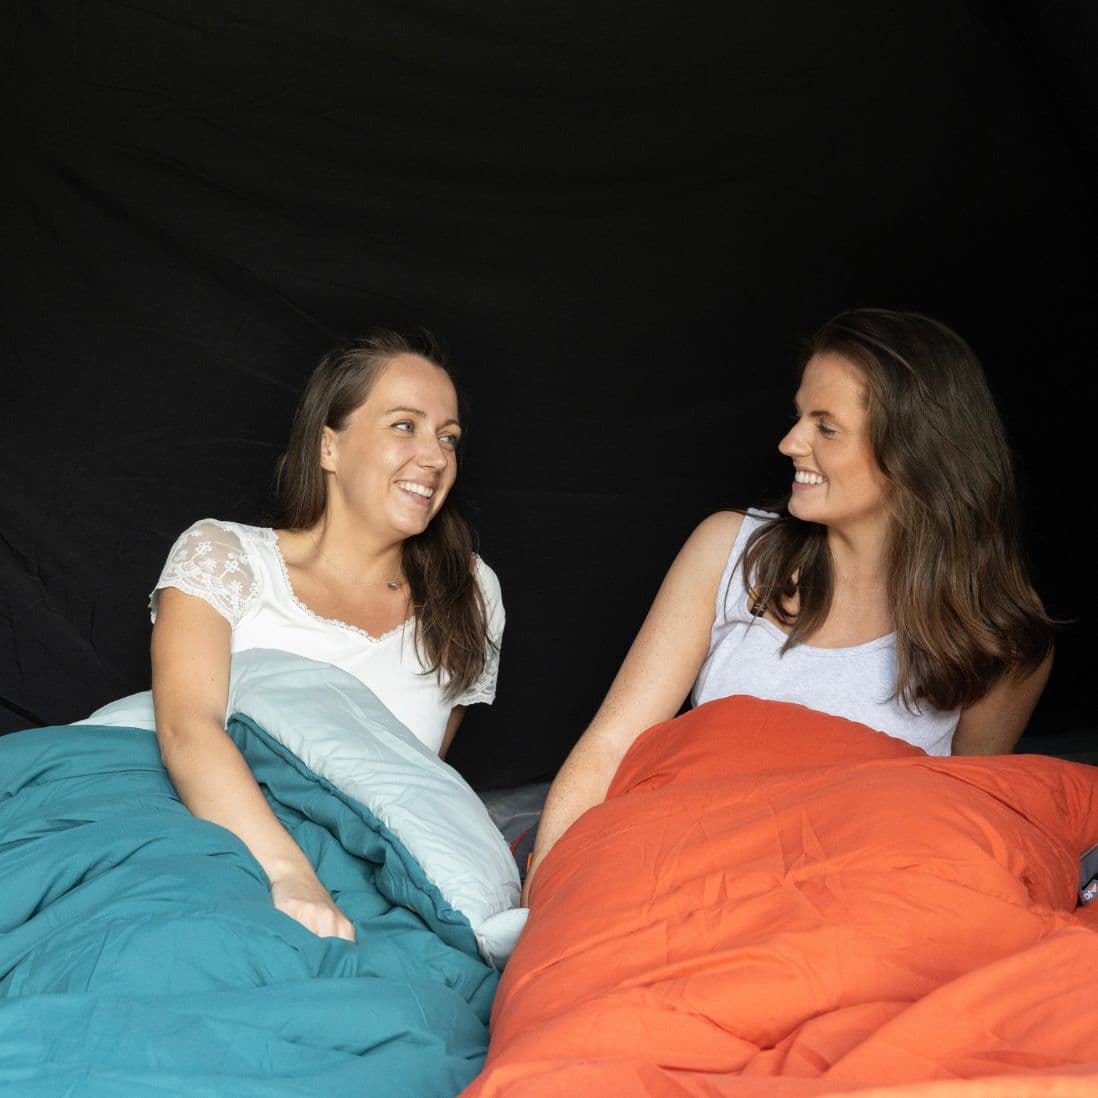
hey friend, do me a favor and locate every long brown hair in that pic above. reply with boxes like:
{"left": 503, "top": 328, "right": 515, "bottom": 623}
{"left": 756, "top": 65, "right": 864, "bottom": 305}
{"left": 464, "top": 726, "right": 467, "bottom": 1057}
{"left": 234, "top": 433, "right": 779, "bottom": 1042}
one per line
{"left": 741, "top": 307, "right": 1054, "bottom": 711}
{"left": 273, "top": 328, "right": 491, "bottom": 699}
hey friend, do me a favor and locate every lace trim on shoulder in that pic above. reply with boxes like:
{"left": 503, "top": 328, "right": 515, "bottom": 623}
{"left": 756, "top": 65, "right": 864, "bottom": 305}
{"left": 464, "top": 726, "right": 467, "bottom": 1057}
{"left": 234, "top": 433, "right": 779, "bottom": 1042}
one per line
{"left": 156, "top": 524, "right": 259, "bottom": 626}
{"left": 267, "top": 532, "right": 411, "bottom": 644}
{"left": 454, "top": 637, "right": 501, "bottom": 707}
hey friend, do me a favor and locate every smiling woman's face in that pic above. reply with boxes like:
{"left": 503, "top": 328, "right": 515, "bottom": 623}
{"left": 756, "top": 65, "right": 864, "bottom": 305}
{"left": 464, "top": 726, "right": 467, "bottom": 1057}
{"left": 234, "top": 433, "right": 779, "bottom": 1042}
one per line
{"left": 319, "top": 352, "right": 461, "bottom": 543}
{"left": 777, "top": 351, "right": 891, "bottom": 538}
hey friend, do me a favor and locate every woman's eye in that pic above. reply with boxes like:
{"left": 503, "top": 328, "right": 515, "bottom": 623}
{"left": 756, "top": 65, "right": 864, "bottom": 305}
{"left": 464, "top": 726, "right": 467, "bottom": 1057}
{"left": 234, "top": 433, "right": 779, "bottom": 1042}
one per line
{"left": 391, "top": 420, "right": 414, "bottom": 433}
{"left": 439, "top": 433, "right": 461, "bottom": 449}
{"left": 817, "top": 423, "right": 838, "bottom": 439}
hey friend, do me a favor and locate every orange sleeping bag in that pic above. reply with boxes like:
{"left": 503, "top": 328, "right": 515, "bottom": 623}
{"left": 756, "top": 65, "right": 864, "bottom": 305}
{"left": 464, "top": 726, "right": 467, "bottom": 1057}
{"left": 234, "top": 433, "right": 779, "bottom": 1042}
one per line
{"left": 464, "top": 696, "right": 1098, "bottom": 1097}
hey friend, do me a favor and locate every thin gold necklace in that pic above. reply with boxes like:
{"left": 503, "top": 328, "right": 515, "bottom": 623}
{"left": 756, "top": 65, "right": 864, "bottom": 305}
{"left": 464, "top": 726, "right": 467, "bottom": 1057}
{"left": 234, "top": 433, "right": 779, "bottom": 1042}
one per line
{"left": 309, "top": 534, "right": 403, "bottom": 591}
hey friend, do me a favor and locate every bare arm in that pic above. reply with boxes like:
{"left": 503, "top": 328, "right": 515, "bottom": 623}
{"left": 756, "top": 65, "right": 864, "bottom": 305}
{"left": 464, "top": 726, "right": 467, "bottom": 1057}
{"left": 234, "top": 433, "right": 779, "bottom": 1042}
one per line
{"left": 440, "top": 706, "right": 465, "bottom": 759}
{"left": 950, "top": 649, "right": 1054, "bottom": 755}
{"left": 522, "top": 512, "right": 743, "bottom": 903}
{"left": 151, "top": 587, "right": 355, "bottom": 940}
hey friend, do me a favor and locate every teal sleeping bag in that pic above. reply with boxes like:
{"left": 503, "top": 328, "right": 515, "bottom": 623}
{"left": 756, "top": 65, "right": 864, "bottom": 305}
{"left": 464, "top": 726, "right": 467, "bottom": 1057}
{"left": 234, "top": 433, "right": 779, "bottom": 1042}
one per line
{"left": 0, "top": 701, "right": 500, "bottom": 1095}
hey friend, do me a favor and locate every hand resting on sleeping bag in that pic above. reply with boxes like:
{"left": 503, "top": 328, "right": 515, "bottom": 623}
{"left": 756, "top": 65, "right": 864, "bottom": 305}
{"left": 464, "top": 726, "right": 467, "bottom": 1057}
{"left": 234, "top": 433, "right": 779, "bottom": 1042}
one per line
{"left": 152, "top": 587, "right": 356, "bottom": 941}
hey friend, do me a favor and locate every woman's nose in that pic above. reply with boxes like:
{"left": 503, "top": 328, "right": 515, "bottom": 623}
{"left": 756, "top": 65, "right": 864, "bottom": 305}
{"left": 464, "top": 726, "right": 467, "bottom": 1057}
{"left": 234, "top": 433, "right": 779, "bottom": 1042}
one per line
{"left": 779, "top": 420, "right": 808, "bottom": 457}
{"left": 418, "top": 436, "right": 449, "bottom": 469}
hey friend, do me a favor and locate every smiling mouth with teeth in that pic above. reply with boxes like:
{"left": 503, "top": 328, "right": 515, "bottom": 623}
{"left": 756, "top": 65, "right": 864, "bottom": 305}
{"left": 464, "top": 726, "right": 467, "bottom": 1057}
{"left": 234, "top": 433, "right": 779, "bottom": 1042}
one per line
{"left": 794, "top": 471, "right": 825, "bottom": 486}
{"left": 397, "top": 481, "right": 435, "bottom": 499}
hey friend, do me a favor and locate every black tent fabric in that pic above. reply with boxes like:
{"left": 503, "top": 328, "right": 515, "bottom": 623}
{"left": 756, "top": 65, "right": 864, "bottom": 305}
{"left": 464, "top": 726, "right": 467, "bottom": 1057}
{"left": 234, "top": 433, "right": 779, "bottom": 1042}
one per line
{"left": 2, "top": 1, "right": 1095, "bottom": 789}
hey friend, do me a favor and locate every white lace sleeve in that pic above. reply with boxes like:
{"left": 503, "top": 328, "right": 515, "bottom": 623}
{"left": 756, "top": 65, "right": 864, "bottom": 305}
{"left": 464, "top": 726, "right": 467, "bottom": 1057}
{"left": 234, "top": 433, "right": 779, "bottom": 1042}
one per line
{"left": 454, "top": 556, "right": 505, "bottom": 707}
{"left": 149, "top": 519, "right": 260, "bottom": 628}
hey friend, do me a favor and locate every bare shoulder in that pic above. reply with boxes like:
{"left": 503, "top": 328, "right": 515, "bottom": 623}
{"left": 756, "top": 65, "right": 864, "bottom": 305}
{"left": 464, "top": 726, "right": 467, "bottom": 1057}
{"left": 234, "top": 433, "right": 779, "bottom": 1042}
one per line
{"left": 677, "top": 510, "right": 746, "bottom": 566}
{"left": 689, "top": 509, "right": 746, "bottom": 545}
{"left": 272, "top": 527, "right": 310, "bottom": 567}
{"left": 654, "top": 511, "right": 747, "bottom": 599}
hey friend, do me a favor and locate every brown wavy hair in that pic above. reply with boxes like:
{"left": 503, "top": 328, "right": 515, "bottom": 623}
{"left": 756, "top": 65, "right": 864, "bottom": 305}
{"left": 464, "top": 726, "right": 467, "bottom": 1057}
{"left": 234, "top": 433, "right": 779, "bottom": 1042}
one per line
{"left": 740, "top": 307, "right": 1054, "bottom": 712}
{"left": 273, "top": 327, "right": 491, "bottom": 700}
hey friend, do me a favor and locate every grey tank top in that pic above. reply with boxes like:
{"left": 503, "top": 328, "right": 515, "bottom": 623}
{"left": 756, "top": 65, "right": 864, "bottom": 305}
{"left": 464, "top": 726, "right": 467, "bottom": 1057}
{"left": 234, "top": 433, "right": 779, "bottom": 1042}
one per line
{"left": 691, "top": 510, "right": 958, "bottom": 756}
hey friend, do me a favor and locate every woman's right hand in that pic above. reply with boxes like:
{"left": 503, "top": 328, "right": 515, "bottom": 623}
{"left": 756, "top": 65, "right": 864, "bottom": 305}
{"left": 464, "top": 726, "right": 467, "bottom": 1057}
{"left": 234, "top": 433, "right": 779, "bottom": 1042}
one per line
{"left": 270, "top": 871, "right": 357, "bottom": 941}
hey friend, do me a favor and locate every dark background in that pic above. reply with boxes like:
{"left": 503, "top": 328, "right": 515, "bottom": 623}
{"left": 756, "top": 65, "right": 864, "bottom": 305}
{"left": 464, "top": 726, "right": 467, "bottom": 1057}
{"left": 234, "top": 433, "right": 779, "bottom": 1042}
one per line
{"left": 2, "top": 1, "right": 1095, "bottom": 789}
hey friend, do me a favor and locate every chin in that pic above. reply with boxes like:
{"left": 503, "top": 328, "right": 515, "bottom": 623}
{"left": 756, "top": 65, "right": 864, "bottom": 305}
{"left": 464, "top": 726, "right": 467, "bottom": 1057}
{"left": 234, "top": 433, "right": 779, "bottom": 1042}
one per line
{"left": 389, "top": 492, "right": 447, "bottom": 535}
{"left": 392, "top": 509, "right": 438, "bottom": 540}
{"left": 787, "top": 497, "right": 812, "bottom": 522}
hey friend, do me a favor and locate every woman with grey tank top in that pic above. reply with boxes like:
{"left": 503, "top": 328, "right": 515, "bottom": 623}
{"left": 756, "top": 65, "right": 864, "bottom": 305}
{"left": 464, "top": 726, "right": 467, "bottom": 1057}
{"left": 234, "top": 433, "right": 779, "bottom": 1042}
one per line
{"left": 524, "top": 307, "right": 1055, "bottom": 902}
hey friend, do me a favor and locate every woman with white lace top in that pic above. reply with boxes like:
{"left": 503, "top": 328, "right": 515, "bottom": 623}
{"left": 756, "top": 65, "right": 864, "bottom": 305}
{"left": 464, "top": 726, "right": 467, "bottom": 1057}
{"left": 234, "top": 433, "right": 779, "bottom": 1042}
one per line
{"left": 150, "top": 328, "right": 504, "bottom": 942}
{"left": 522, "top": 307, "right": 1055, "bottom": 903}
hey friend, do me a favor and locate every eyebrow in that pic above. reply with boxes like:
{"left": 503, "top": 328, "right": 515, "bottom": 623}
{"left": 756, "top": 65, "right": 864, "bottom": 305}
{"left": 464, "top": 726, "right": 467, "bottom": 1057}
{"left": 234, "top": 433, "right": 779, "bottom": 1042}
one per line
{"left": 793, "top": 400, "right": 835, "bottom": 419}
{"left": 383, "top": 406, "right": 462, "bottom": 429}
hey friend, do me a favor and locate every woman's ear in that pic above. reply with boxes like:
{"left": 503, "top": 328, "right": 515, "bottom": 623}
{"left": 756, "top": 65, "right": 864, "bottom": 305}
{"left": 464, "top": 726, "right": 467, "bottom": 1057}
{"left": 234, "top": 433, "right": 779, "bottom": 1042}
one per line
{"left": 319, "top": 427, "right": 338, "bottom": 473}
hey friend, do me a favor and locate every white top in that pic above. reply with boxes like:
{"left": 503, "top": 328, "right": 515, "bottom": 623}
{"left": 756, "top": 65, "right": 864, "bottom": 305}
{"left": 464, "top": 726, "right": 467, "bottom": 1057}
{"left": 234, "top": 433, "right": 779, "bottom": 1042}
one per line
{"left": 149, "top": 518, "right": 505, "bottom": 754}
{"left": 692, "top": 509, "right": 959, "bottom": 755}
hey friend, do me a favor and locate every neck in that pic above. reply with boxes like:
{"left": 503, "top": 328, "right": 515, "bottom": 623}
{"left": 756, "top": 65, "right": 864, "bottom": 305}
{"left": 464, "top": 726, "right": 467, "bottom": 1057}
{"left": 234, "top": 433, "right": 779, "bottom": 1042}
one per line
{"left": 825, "top": 521, "right": 890, "bottom": 592}
{"left": 305, "top": 513, "right": 405, "bottom": 588}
